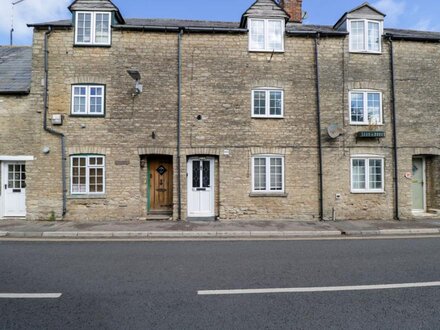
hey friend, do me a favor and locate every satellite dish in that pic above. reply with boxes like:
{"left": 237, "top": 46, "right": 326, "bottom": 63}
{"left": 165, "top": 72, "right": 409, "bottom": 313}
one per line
{"left": 327, "top": 124, "right": 342, "bottom": 139}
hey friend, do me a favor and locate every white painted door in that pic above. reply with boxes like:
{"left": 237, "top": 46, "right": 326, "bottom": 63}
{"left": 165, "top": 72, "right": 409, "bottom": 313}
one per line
{"left": 187, "top": 158, "right": 215, "bottom": 218}
{"left": 2, "top": 162, "right": 26, "bottom": 217}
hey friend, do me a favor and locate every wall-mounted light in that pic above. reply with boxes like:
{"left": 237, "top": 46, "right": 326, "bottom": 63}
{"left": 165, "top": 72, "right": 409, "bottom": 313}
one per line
{"left": 127, "top": 69, "right": 143, "bottom": 96}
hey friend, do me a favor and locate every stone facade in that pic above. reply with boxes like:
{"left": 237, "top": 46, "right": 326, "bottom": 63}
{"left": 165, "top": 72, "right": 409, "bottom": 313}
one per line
{"left": 1, "top": 0, "right": 439, "bottom": 221}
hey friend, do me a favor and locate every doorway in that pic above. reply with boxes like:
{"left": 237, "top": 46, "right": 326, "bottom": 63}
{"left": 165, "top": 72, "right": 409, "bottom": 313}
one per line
{"left": 1, "top": 162, "right": 26, "bottom": 217}
{"left": 187, "top": 157, "right": 215, "bottom": 219}
{"left": 411, "top": 157, "right": 425, "bottom": 212}
{"left": 148, "top": 156, "right": 173, "bottom": 215}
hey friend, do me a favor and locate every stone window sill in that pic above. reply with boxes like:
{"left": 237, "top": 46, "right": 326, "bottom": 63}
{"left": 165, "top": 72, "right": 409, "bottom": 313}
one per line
{"left": 249, "top": 192, "right": 288, "bottom": 198}
{"left": 68, "top": 194, "right": 107, "bottom": 200}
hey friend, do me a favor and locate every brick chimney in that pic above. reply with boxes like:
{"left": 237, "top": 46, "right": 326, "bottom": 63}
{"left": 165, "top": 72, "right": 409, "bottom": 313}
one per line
{"left": 280, "top": 0, "right": 303, "bottom": 23}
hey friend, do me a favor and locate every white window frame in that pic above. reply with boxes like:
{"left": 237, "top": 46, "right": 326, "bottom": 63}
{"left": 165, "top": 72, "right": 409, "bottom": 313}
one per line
{"left": 251, "top": 155, "right": 285, "bottom": 193}
{"left": 71, "top": 85, "right": 105, "bottom": 116}
{"left": 350, "top": 155, "right": 385, "bottom": 193}
{"left": 75, "top": 11, "right": 112, "bottom": 46}
{"left": 248, "top": 18, "right": 285, "bottom": 52}
{"left": 349, "top": 90, "right": 383, "bottom": 125}
{"left": 348, "top": 19, "right": 383, "bottom": 53}
{"left": 70, "top": 155, "right": 106, "bottom": 195}
{"left": 251, "top": 89, "right": 284, "bottom": 118}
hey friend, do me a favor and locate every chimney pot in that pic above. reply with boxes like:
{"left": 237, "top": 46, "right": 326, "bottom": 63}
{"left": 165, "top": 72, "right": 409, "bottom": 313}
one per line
{"left": 280, "top": 0, "right": 303, "bottom": 23}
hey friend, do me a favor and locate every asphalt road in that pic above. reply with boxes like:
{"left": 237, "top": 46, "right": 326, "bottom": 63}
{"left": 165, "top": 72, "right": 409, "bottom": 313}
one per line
{"left": 1, "top": 237, "right": 440, "bottom": 329}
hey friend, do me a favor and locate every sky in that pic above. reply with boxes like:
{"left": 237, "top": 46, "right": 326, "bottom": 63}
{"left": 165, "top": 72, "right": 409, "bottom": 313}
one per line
{"left": 1, "top": 0, "right": 439, "bottom": 46}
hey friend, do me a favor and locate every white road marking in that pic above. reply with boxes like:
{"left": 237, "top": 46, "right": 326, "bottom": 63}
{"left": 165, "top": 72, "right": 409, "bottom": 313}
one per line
{"left": 198, "top": 281, "right": 440, "bottom": 296}
{"left": 0, "top": 293, "right": 62, "bottom": 299}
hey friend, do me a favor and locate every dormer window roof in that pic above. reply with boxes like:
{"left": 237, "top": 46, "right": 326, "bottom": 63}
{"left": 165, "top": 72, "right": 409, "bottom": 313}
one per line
{"left": 240, "top": 0, "right": 290, "bottom": 28}
{"left": 334, "top": 2, "right": 385, "bottom": 54}
{"left": 69, "top": 0, "right": 125, "bottom": 24}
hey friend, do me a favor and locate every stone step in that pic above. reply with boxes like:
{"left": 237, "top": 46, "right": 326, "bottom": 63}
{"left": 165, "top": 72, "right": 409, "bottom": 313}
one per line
{"left": 146, "top": 215, "right": 172, "bottom": 221}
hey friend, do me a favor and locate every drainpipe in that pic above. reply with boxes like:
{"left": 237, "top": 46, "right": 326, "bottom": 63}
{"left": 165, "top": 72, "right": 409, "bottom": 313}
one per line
{"left": 388, "top": 37, "right": 400, "bottom": 220}
{"left": 44, "top": 27, "right": 67, "bottom": 217}
{"left": 177, "top": 29, "right": 183, "bottom": 221}
{"left": 314, "top": 33, "right": 324, "bottom": 221}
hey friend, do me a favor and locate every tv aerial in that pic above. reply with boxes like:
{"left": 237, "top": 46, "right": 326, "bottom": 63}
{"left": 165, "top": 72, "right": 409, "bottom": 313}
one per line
{"left": 10, "top": 0, "right": 26, "bottom": 45}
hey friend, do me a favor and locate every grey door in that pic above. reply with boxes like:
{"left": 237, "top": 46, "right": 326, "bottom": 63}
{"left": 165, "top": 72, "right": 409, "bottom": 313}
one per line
{"left": 411, "top": 158, "right": 425, "bottom": 211}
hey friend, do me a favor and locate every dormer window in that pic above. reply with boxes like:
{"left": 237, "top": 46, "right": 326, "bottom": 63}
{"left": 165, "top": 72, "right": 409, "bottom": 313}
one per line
{"left": 348, "top": 20, "right": 382, "bottom": 53}
{"left": 75, "top": 12, "right": 111, "bottom": 45}
{"left": 248, "top": 18, "right": 284, "bottom": 52}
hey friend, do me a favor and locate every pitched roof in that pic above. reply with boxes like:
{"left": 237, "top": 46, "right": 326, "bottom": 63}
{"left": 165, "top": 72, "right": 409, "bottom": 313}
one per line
{"left": 0, "top": 47, "right": 32, "bottom": 95}
{"left": 384, "top": 28, "right": 440, "bottom": 41}
{"left": 123, "top": 18, "right": 240, "bottom": 29}
{"left": 28, "top": 17, "right": 440, "bottom": 41}
{"left": 346, "top": 2, "right": 386, "bottom": 16}
{"left": 334, "top": 2, "right": 385, "bottom": 29}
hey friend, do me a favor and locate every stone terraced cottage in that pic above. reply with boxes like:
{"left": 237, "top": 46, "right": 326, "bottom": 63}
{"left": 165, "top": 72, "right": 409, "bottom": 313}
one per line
{"left": 0, "top": 0, "right": 439, "bottom": 221}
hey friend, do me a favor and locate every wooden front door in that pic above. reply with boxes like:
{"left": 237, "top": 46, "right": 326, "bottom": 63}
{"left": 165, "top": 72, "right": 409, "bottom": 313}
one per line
{"left": 149, "top": 158, "right": 173, "bottom": 212}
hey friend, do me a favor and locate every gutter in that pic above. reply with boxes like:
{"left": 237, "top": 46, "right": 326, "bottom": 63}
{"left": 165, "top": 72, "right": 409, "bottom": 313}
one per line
{"left": 43, "top": 27, "right": 67, "bottom": 217}
{"left": 113, "top": 25, "right": 247, "bottom": 34}
{"left": 384, "top": 33, "right": 440, "bottom": 43}
{"left": 0, "top": 90, "right": 30, "bottom": 95}
{"left": 287, "top": 31, "right": 348, "bottom": 37}
{"left": 314, "top": 33, "right": 324, "bottom": 221}
{"left": 177, "top": 29, "right": 183, "bottom": 221}
{"left": 387, "top": 36, "right": 400, "bottom": 220}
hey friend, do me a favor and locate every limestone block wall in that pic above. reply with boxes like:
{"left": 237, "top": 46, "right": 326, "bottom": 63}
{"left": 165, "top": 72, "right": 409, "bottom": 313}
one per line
{"left": 23, "top": 26, "right": 440, "bottom": 221}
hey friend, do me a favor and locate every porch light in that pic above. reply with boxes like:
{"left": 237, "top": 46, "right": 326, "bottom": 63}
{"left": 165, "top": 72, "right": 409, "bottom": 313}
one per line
{"left": 127, "top": 70, "right": 143, "bottom": 95}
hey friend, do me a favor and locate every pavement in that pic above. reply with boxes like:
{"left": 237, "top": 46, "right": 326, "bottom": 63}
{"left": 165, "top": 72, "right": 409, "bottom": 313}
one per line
{"left": 1, "top": 218, "right": 440, "bottom": 239}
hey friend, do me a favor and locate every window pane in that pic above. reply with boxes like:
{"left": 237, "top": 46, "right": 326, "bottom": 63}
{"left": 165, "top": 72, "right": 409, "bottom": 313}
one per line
{"left": 367, "top": 93, "right": 381, "bottom": 124}
{"left": 270, "top": 91, "right": 282, "bottom": 116}
{"left": 250, "top": 20, "right": 265, "bottom": 50}
{"left": 253, "top": 158, "right": 266, "bottom": 191}
{"left": 253, "top": 91, "right": 266, "bottom": 115}
{"left": 352, "top": 159, "right": 366, "bottom": 189}
{"left": 192, "top": 161, "right": 200, "bottom": 188}
{"left": 351, "top": 93, "right": 364, "bottom": 123}
{"left": 77, "top": 13, "right": 92, "bottom": 43}
{"left": 270, "top": 158, "right": 283, "bottom": 191}
{"left": 369, "top": 159, "right": 383, "bottom": 190}
{"left": 73, "top": 87, "right": 87, "bottom": 114}
{"left": 95, "top": 13, "right": 110, "bottom": 44}
{"left": 267, "top": 20, "right": 283, "bottom": 51}
{"left": 202, "top": 161, "right": 210, "bottom": 188}
{"left": 350, "top": 21, "right": 365, "bottom": 51}
{"left": 90, "top": 90, "right": 103, "bottom": 114}
{"left": 74, "top": 87, "right": 86, "bottom": 96}
{"left": 72, "top": 157, "right": 88, "bottom": 193}
{"left": 368, "top": 22, "right": 380, "bottom": 52}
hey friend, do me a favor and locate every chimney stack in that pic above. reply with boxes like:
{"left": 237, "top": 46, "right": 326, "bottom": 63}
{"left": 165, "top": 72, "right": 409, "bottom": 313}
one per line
{"left": 280, "top": 0, "right": 303, "bottom": 23}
